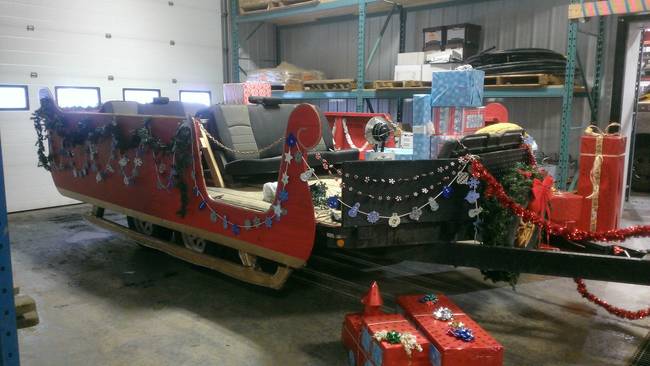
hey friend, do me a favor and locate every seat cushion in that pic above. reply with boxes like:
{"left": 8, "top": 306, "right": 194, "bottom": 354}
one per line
{"left": 224, "top": 149, "right": 358, "bottom": 176}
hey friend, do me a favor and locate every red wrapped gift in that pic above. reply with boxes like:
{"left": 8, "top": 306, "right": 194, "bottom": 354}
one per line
{"left": 342, "top": 313, "right": 368, "bottom": 366}
{"left": 548, "top": 191, "right": 583, "bottom": 230}
{"left": 397, "top": 295, "right": 504, "bottom": 366}
{"left": 432, "top": 107, "right": 485, "bottom": 135}
{"left": 222, "top": 82, "right": 271, "bottom": 104}
{"left": 360, "top": 314, "right": 430, "bottom": 366}
{"left": 576, "top": 125, "right": 627, "bottom": 232}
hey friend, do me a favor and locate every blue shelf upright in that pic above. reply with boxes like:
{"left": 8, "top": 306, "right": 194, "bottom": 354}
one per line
{"left": 0, "top": 137, "right": 19, "bottom": 366}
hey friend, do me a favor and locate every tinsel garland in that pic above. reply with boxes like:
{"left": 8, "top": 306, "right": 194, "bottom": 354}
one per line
{"left": 32, "top": 99, "right": 193, "bottom": 217}
{"left": 471, "top": 158, "right": 650, "bottom": 319}
{"left": 574, "top": 278, "right": 650, "bottom": 320}
{"left": 471, "top": 159, "right": 650, "bottom": 242}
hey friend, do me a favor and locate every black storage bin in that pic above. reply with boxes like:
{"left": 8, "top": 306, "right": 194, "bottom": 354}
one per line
{"left": 423, "top": 23, "right": 481, "bottom": 59}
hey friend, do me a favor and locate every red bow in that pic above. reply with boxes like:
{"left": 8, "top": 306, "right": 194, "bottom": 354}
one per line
{"left": 528, "top": 176, "right": 554, "bottom": 219}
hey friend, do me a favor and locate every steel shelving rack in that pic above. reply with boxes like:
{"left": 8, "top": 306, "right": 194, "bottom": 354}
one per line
{"left": 228, "top": 0, "right": 632, "bottom": 189}
{"left": 0, "top": 136, "right": 19, "bottom": 366}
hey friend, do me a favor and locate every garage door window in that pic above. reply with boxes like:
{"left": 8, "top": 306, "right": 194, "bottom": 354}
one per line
{"left": 179, "top": 90, "right": 211, "bottom": 106}
{"left": 123, "top": 88, "right": 161, "bottom": 104}
{"left": 0, "top": 85, "right": 29, "bottom": 111}
{"left": 55, "top": 86, "right": 101, "bottom": 109}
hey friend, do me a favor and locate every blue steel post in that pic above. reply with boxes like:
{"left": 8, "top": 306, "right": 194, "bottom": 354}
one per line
{"left": 230, "top": 0, "right": 240, "bottom": 82}
{"left": 558, "top": 16, "right": 578, "bottom": 190}
{"left": 0, "top": 137, "right": 19, "bottom": 366}
{"left": 591, "top": 17, "right": 606, "bottom": 123}
{"left": 356, "top": 0, "right": 366, "bottom": 112}
{"left": 396, "top": 6, "right": 406, "bottom": 122}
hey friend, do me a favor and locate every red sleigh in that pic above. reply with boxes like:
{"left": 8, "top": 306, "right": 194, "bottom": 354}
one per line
{"left": 33, "top": 88, "right": 650, "bottom": 294}
{"left": 35, "top": 89, "right": 333, "bottom": 288}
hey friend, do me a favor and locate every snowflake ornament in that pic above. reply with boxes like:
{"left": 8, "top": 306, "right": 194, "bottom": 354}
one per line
{"left": 367, "top": 211, "right": 380, "bottom": 224}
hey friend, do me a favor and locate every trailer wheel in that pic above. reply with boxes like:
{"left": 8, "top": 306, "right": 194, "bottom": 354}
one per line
{"left": 126, "top": 217, "right": 172, "bottom": 240}
{"left": 180, "top": 233, "right": 207, "bottom": 253}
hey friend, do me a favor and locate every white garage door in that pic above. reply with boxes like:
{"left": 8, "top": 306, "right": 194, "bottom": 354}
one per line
{"left": 0, "top": 0, "right": 223, "bottom": 212}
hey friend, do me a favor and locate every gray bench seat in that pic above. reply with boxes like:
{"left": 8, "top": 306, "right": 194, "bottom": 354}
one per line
{"left": 205, "top": 104, "right": 358, "bottom": 177}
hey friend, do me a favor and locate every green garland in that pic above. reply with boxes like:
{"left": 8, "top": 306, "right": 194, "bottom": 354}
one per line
{"left": 32, "top": 99, "right": 193, "bottom": 217}
{"left": 478, "top": 162, "right": 543, "bottom": 287}
{"left": 310, "top": 181, "right": 329, "bottom": 208}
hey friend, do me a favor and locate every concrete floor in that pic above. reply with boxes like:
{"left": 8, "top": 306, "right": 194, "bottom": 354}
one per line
{"left": 8, "top": 196, "right": 650, "bottom": 366}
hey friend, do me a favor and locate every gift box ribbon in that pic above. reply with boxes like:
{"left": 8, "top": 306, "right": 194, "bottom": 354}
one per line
{"left": 583, "top": 123, "right": 620, "bottom": 231}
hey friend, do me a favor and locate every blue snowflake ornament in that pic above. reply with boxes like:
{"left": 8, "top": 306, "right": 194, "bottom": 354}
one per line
{"left": 265, "top": 216, "right": 273, "bottom": 228}
{"left": 232, "top": 224, "right": 240, "bottom": 236}
{"left": 279, "top": 189, "right": 289, "bottom": 202}
{"left": 465, "top": 190, "right": 480, "bottom": 204}
{"left": 367, "top": 211, "right": 380, "bottom": 224}
{"left": 198, "top": 200, "right": 207, "bottom": 210}
{"left": 468, "top": 177, "right": 480, "bottom": 190}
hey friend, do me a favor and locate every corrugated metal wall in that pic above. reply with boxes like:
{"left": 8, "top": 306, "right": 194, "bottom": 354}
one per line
{"left": 238, "top": 0, "right": 617, "bottom": 161}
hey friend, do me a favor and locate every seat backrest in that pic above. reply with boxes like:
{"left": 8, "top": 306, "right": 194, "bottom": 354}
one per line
{"left": 207, "top": 104, "right": 335, "bottom": 162}
{"left": 100, "top": 101, "right": 138, "bottom": 114}
{"left": 100, "top": 100, "right": 206, "bottom": 117}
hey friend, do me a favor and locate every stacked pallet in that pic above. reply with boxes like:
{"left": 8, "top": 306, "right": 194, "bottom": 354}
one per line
{"left": 484, "top": 73, "right": 564, "bottom": 88}
{"left": 239, "top": 0, "right": 318, "bottom": 14}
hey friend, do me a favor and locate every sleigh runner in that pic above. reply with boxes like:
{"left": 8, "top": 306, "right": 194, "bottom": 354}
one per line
{"left": 33, "top": 89, "right": 650, "bottom": 292}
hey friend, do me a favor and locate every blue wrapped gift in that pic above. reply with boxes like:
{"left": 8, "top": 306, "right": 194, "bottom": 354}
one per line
{"left": 430, "top": 70, "right": 484, "bottom": 107}
{"left": 412, "top": 94, "right": 433, "bottom": 160}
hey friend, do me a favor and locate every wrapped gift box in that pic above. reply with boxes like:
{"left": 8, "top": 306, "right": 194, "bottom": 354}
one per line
{"left": 433, "top": 107, "right": 484, "bottom": 135}
{"left": 365, "top": 148, "right": 414, "bottom": 161}
{"left": 413, "top": 94, "right": 434, "bottom": 160}
{"left": 548, "top": 191, "right": 583, "bottom": 230}
{"left": 397, "top": 295, "right": 504, "bottom": 366}
{"left": 342, "top": 313, "right": 367, "bottom": 366}
{"left": 429, "top": 135, "right": 462, "bottom": 159}
{"left": 576, "top": 128, "right": 627, "bottom": 232}
{"left": 430, "top": 70, "right": 484, "bottom": 107}
{"left": 222, "top": 82, "right": 271, "bottom": 104}
{"left": 361, "top": 314, "right": 431, "bottom": 366}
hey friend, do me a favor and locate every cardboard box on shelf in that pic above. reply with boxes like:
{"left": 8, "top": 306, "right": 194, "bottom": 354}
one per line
{"left": 422, "top": 63, "right": 463, "bottom": 82}
{"left": 397, "top": 52, "right": 425, "bottom": 65}
{"left": 394, "top": 65, "right": 422, "bottom": 82}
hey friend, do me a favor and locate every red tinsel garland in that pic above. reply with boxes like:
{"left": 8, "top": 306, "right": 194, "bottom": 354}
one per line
{"left": 470, "top": 158, "right": 650, "bottom": 320}
{"left": 574, "top": 279, "right": 650, "bottom": 320}
{"left": 470, "top": 159, "right": 650, "bottom": 242}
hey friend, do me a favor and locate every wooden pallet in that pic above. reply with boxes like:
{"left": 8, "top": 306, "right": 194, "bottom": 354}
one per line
{"left": 240, "top": 0, "right": 319, "bottom": 14}
{"left": 283, "top": 79, "right": 303, "bottom": 91}
{"left": 484, "top": 73, "right": 564, "bottom": 88}
{"left": 372, "top": 80, "right": 432, "bottom": 89}
{"left": 14, "top": 287, "right": 39, "bottom": 329}
{"left": 303, "top": 79, "right": 357, "bottom": 91}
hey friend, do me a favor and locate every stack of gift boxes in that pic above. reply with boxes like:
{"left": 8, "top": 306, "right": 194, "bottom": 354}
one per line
{"left": 413, "top": 69, "right": 486, "bottom": 160}
{"left": 544, "top": 125, "right": 627, "bottom": 235}
{"left": 342, "top": 282, "right": 503, "bottom": 366}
